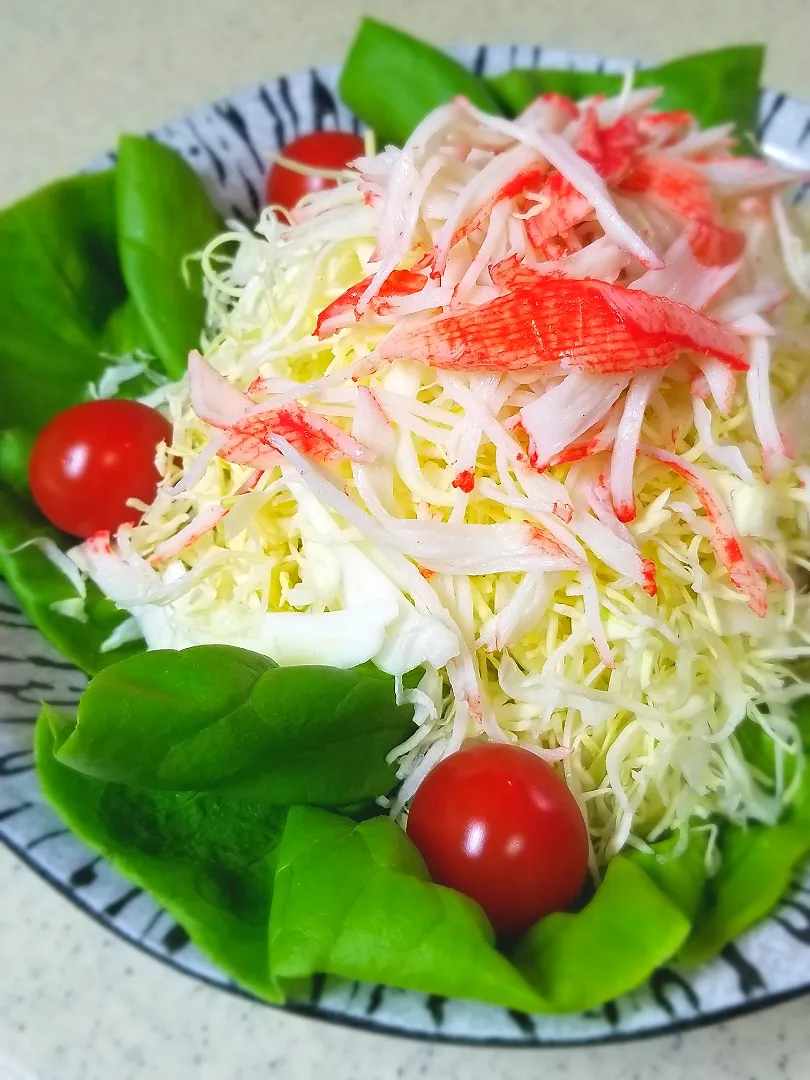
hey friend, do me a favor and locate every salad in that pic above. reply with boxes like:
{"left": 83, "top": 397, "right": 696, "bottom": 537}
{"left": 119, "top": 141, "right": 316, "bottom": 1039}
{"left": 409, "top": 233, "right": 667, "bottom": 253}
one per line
{"left": 4, "top": 18, "right": 810, "bottom": 1014}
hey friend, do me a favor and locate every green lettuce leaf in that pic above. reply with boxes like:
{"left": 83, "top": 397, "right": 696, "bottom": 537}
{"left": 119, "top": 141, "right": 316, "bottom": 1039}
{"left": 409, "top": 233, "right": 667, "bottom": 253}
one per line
{"left": 490, "top": 69, "right": 622, "bottom": 113}
{"left": 269, "top": 808, "right": 701, "bottom": 1013}
{"left": 339, "top": 18, "right": 503, "bottom": 147}
{"left": 0, "top": 429, "right": 35, "bottom": 498}
{"left": 340, "top": 21, "right": 764, "bottom": 151}
{"left": 0, "top": 486, "right": 143, "bottom": 674}
{"left": 514, "top": 857, "right": 691, "bottom": 1011}
{"left": 36, "top": 705, "right": 285, "bottom": 1001}
{"left": 268, "top": 806, "right": 545, "bottom": 1011}
{"left": 680, "top": 820, "right": 810, "bottom": 966}
{"left": 0, "top": 169, "right": 153, "bottom": 436}
{"left": 53, "top": 647, "right": 416, "bottom": 805}
{"left": 489, "top": 46, "right": 764, "bottom": 148}
{"left": 116, "top": 135, "right": 224, "bottom": 378}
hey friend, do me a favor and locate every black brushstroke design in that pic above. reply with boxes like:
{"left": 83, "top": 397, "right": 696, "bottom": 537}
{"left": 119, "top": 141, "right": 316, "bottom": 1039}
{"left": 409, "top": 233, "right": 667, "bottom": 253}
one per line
{"left": 720, "top": 943, "right": 766, "bottom": 995}
{"left": 213, "top": 103, "right": 265, "bottom": 176}
{"left": 649, "top": 968, "right": 701, "bottom": 1017}
{"left": 426, "top": 994, "right": 446, "bottom": 1026}
{"left": 366, "top": 984, "right": 385, "bottom": 1015}
{"left": 0, "top": 749, "right": 34, "bottom": 776}
{"left": 236, "top": 166, "right": 261, "bottom": 219}
{"left": 507, "top": 1009, "right": 536, "bottom": 1036}
{"left": 309, "top": 971, "right": 327, "bottom": 1005}
{"left": 758, "top": 92, "right": 786, "bottom": 141}
{"left": 531, "top": 45, "right": 543, "bottom": 68}
{"left": 140, "top": 907, "right": 166, "bottom": 941}
{"left": 775, "top": 899, "right": 810, "bottom": 945}
{"left": 278, "top": 76, "right": 301, "bottom": 139}
{"left": 70, "top": 856, "right": 102, "bottom": 889}
{"left": 472, "top": 45, "right": 487, "bottom": 77}
{"left": 799, "top": 117, "right": 810, "bottom": 146}
{"left": 104, "top": 886, "right": 144, "bottom": 918}
{"left": 258, "top": 85, "right": 286, "bottom": 150}
{"left": 26, "top": 827, "right": 71, "bottom": 851}
{"left": 602, "top": 1000, "right": 620, "bottom": 1026}
{"left": 0, "top": 801, "right": 32, "bottom": 823}
{"left": 187, "top": 118, "right": 228, "bottom": 184}
{"left": 20, "top": 654, "right": 78, "bottom": 672}
{"left": 310, "top": 69, "right": 340, "bottom": 131}
{"left": 162, "top": 923, "right": 190, "bottom": 954}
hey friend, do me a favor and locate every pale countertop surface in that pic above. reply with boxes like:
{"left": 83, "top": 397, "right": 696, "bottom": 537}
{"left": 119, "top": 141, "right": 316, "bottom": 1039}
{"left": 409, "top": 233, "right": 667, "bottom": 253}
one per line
{"left": 3, "top": 1, "right": 810, "bottom": 1078}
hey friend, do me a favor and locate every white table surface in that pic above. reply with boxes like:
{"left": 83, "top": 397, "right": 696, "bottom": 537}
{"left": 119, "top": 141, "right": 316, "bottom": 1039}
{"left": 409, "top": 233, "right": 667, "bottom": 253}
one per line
{"left": 2, "top": 1, "right": 810, "bottom": 1077}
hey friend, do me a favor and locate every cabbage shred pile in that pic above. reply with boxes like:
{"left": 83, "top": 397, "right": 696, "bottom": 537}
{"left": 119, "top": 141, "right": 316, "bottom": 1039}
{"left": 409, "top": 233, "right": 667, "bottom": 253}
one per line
{"left": 76, "top": 84, "right": 810, "bottom": 865}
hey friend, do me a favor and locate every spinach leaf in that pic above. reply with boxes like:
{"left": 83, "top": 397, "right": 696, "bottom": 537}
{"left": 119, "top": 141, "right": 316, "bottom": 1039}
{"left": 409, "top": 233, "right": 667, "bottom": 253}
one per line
{"left": 268, "top": 807, "right": 545, "bottom": 1011}
{"left": 0, "top": 486, "right": 143, "bottom": 674}
{"left": 0, "top": 169, "right": 153, "bottom": 435}
{"left": 513, "top": 856, "right": 691, "bottom": 1012}
{"left": 270, "top": 809, "right": 701, "bottom": 1013}
{"left": 680, "top": 819, "right": 810, "bottom": 966}
{"left": 0, "top": 429, "right": 34, "bottom": 498}
{"left": 116, "top": 136, "right": 224, "bottom": 379}
{"left": 489, "top": 69, "right": 622, "bottom": 114}
{"left": 36, "top": 706, "right": 284, "bottom": 1000}
{"left": 340, "top": 22, "right": 763, "bottom": 150}
{"left": 490, "top": 46, "right": 764, "bottom": 148}
{"left": 54, "top": 646, "right": 416, "bottom": 805}
{"left": 628, "top": 831, "right": 709, "bottom": 921}
{"left": 339, "top": 18, "right": 504, "bottom": 147}
{"left": 635, "top": 46, "right": 764, "bottom": 146}
{"left": 679, "top": 698, "right": 810, "bottom": 967}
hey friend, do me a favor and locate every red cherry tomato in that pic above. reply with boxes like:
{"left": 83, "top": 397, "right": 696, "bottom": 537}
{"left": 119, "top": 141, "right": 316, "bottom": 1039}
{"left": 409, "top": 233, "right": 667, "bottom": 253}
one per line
{"left": 29, "top": 399, "right": 172, "bottom": 539}
{"left": 265, "top": 131, "right": 365, "bottom": 210}
{"left": 406, "top": 743, "right": 590, "bottom": 937}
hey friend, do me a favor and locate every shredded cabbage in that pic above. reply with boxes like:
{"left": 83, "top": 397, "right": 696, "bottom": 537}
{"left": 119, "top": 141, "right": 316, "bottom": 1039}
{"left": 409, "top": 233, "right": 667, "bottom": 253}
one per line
{"left": 74, "top": 90, "right": 810, "bottom": 863}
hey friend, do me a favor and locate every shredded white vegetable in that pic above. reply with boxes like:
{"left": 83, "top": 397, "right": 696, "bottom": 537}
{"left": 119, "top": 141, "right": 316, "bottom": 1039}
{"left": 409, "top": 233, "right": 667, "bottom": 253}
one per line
{"left": 74, "top": 89, "right": 810, "bottom": 863}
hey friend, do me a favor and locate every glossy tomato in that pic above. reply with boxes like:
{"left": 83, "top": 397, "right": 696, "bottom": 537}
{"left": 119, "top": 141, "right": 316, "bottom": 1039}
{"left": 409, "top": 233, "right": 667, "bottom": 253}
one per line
{"left": 406, "top": 743, "right": 590, "bottom": 937}
{"left": 29, "top": 399, "right": 173, "bottom": 538}
{"left": 265, "top": 131, "right": 365, "bottom": 210}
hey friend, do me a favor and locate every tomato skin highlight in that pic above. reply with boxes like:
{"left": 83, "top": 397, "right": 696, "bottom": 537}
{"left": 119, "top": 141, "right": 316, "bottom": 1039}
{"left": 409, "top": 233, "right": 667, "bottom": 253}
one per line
{"left": 406, "top": 743, "right": 590, "bottom": 937}
{"left": 29, "top": 399, "right": 173, "bottom": 538}
{"left": 265, "top": 131, "right": 365, "bottom": 210}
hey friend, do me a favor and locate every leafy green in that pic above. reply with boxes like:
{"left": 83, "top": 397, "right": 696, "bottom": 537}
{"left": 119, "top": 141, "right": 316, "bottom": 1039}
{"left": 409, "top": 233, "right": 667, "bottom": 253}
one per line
{"left": 268, "top": 809, "right": 707, "bottom": 1014}
{"left": 490, "top": 69, "right": 622, "bottom": 113}
{"left": 489, "top": 46, "right": 764, "bottom": 149}
{"left": 339, "top": 18, "right": 504, "bottom": 147}
{"left": 340, "top": 23, "right": 763, "bottom": 149}
{"left": 514, "top": 857, "right": 691, "bottom": 1011}
{"left": 0, "top": 169, "right": 153, "bottom": 436}
{"left": 0, "top": 486, "right": 143, "bottom": 674}
{"left": 54, "top": 647, "right": 416, "bottom": 805}
{"left": 678, "top": 698, "right": 810, "bottom": 966}
{"left": 635, "top": 46, "right": 764, "bottom": 146}
{"left": 268, "top": 807, "right": 545, "bottom": 1011}
{"left": 629, "top": 831, "right": 710, "bottom": 921}
{"left": 681, "top": 820, "right": 810, "bottom": 965}
{"left": 0, "top": 429, "right": 34, "bottom": 498}
{"left": 0, "top": 140, "right": 225, "bottom": 671}
{"left": 36, "top": 705, "right": 284, "bottom": 999}
{"left": 116, "top": 135, "right": 224, "bottom": 378}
